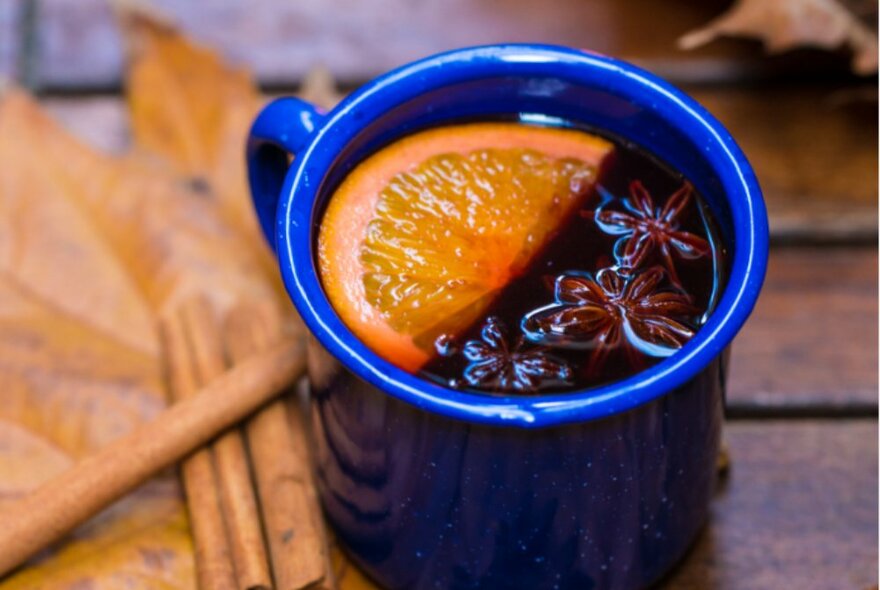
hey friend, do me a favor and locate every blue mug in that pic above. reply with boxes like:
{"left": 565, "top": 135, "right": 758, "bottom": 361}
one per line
{"left": 247, "top": 45, "right": 768, "bottom": 590}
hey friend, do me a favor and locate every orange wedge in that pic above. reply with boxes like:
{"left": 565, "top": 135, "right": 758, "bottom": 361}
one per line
{"left": 318, "top": 122, "right": 613, "bottom": 371}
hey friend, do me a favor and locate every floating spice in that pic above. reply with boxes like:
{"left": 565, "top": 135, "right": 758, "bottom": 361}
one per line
{"left": 585, "top": 180, "right": 711, "bottom": 286}
{"left": 457, "top": 316, "right": 572, "bottom": 393}
{"left": 522, "top": 266, "right": 699, "bottom": 374}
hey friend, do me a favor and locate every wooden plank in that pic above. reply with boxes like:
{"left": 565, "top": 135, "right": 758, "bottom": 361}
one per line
{"left": 35, "top": 0, "right": 795, "bottom": 90}
{"left": 41, "top": 96, "right": 130, "bottom": 154}
{"left": 0, "top": 0, "right": 22, "bottom": 82}
{"left": 728, "top": 247, "right": 878, "bottom": 410}
{"left": 691, "top": 84, "right": 878, "bottom": 242}
{"left": 662, "top": 420, "right": 878, "bottom": 590}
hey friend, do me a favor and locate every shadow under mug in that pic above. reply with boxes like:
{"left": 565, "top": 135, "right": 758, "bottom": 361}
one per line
{"left": 246, "top": 45, "right": 768, "bottom": 590}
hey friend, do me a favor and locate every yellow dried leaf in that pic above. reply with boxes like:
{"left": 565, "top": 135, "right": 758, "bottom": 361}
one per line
{"left": 0, "top": 6, "right": 308, "bottom": 588}
{"left": 0, "top": 91, "right": 156, "bottom": 357}
{"left": 0, "top": 86, "right": 194, "bottom": 587}
{"left": 120, "top": 5, "right": 305, "bottom": 313}
{"left": 679, "top": 0, "right": 878, "bottom": 75}
{"left": 121, "top": 8, "right": 267, "bottom": 252}
{"left": 0, "top": 90, "right": 278, "bottom": 318}
{"left": 0, "top": 421, "right": 73, "bottom": 500}
{"left": 1, "top": 489, "right": 195, "bottom": 590}
{"left": 0, "top": 420, "right": 191, "bottom": 590}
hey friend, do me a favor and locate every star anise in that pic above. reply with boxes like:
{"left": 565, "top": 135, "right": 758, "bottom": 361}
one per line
{"left": 461, "top": 316, "right": 572, "bottom": 393}
{"left": 521, "top": 266, "right": 698, "bottom": 372}
{"left": 586, "top": 180, "right": 710, "bottom": 286}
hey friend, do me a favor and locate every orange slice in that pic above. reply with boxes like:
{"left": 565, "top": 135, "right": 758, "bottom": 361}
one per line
{"left": 318, "top": 122, "right": 613, "bottom": 371}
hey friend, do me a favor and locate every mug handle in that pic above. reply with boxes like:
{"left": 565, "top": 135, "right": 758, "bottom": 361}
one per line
{"left": 246, "top": 97, "right": 325, "bottom": 252}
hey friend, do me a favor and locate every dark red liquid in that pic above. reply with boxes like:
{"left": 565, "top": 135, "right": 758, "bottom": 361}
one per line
{"left": 421, "top": 134, "right": 728, "bottom": 394}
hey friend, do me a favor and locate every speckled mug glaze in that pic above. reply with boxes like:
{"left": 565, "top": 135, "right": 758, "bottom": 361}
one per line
{"left": 247, "top": 45, "right": 768, "bottom": 590}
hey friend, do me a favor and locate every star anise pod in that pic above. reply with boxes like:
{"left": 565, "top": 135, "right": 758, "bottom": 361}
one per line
{"left": 585, "top": 180, "right": 710, "bottom": 286}
{"left": 522, "top": 266, "right": 698, "bottom": 372}
{"left": 461, "top": 316, "right": 572, "bottom": 393}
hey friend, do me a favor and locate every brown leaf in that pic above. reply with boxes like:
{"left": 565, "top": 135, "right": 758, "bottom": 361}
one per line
{"left": 0, "top": 90, "right": 279, "bottom": 318}
{"left": 0, "top": 86, "right": 195, "bottom": 588}
{"left": 0, "top": 420, "right": 73, "bottom": 501}
{"left": 1, "top": 487, "right": 195, "bottom": 590}
{"left": 0, "top": 6, "right": 304, "bottom": 588}
{"left": 121, "top": 7, "right": 267, "bottom": 255}
{"left": 679, "top": 0, "right": 879, "bottom": 75}
{"left": 0, "top": 49, "right": 274, "bottom": 590}
{"left": 0, "top": 91, "right": 156, "bottom": 357}
{"left": 0, "top": 270, "right": 159, "bottom": 395}
{"left": 119, "top": 4, "right": 306, "bottom": 314}
{"left": 0, "top": 91, "right": 166, "bottom": 460}
{"left": 0, "top": 421, "right": 194, "bottom": 590}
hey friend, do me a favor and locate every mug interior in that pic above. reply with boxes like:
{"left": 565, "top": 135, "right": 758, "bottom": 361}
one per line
{"left": 279, "top": 45, "right": 767, "bottom": 428}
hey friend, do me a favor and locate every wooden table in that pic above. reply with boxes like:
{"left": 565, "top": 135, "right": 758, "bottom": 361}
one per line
{"left": 3, "top": 1, "right": 876, "bottom": 588}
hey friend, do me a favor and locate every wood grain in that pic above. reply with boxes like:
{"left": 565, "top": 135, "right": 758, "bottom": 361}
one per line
{"left": 728, "top": 247, "right": 878, "bottom": 409}
{"left": 693, "top": 84, "right": 878, "bottom": 242}
{"left": 33, "top": 0, "right": 835, "bottom": 90}
{"left": 661, "top": 420, "right": 878, "bottom": 590}
{"left": 0, "top": 0, "right": 22, "bottom": 82}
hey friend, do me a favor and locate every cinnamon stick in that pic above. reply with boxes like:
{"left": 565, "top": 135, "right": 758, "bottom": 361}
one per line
{"left": 162, "top": 308, "right": 237, "bottom": 589}
{"left": 0, "top": 336, "right": 304, "bottom": 578}
{"left": 225, "top": 304, "right": 335, "bottom": 590}
{"left": 181, "top": 299, "right": 273, "bottom": 590}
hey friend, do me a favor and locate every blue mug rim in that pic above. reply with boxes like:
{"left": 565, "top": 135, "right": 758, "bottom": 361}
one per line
{"left": 275, "top": 44, "right": 769, "bottom": 429}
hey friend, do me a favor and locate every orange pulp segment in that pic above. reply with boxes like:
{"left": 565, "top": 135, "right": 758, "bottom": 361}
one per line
{"left": 318, "top": 122, "right": 613, "bottom": 371}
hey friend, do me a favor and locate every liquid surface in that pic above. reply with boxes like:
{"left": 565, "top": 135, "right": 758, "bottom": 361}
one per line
{"left": 318, "top": 122, "right": 727, "bottom": 394}
{"left": 317, "top": 123, "right": 612, "bottom": 371}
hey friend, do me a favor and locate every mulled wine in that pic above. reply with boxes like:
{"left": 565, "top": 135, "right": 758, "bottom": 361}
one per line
{"left": 316, "top": 121, "right": 727, "bottom": 395}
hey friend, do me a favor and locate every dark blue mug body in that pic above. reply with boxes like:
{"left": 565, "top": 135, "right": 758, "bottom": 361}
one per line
{"left": 247, "top": 45, "right": 768, "bottom": 590}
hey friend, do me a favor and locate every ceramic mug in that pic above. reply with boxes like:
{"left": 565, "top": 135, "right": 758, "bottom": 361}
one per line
{"left": 246, "top": 44, "right": 768, "bottom": 590}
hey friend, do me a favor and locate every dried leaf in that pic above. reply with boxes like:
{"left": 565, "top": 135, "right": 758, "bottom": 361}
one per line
{"left": 0, "top": 418, "right": 189, "bottom": 588}
{"left": 0, "top": 6, "right": 303, "bottom": 588}
{"left": 0, "top": 91, "right": 156, "bottom": 357}
{"left": 0, "top": 35, "right": 276, "bottom": 590}
{"left": 0, "top": 87, "right": 195, "bottom": 588}
{"left": 0, "top": 91, "right": 165, "bottom": 459}
{"left": 120, "top": 4, "right": 304, "bottom": 313}
{"left": 0, "top": 91, "right": 278, "bottom": 318}
{"left": 1, "top": 488, "right": 194, "bottom": 590}
{"left": 679, "top": 0, "right": 879, "bottom": 75}
{"left": 0, "top": 421, "right": 73, "bottom": 499}
{"left": 121, "top": 7, "right": 267, "bottom": 256}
